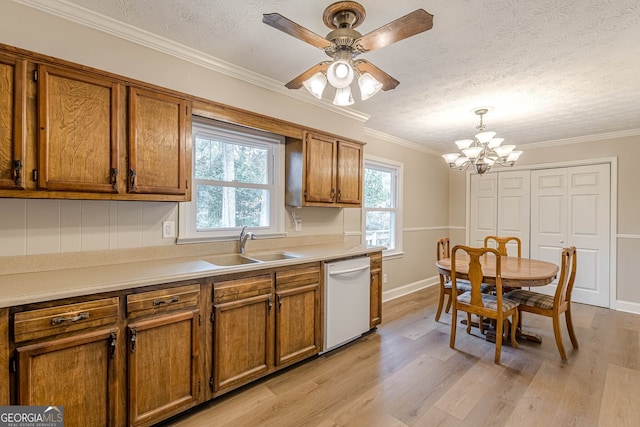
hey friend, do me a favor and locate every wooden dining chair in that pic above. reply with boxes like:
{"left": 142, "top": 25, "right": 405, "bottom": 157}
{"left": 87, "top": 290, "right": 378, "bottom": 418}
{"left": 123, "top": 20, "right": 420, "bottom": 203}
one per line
{"left": 435, "top": 238, "right": 492, "bottom": 322}
{"left": 504, "top": 247, "right": 579, "bottom": 360}
{"left": 484, "top": 236, "right": 522, "bottom": 258}
{"left": 449, "top": 245, "right": 520, "bottom": 364}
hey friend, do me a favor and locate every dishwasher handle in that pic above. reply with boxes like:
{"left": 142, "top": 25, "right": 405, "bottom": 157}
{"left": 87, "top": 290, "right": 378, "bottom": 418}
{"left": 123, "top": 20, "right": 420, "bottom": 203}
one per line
{"left": 328, "top": 264, "right": 370, "bottom": 276}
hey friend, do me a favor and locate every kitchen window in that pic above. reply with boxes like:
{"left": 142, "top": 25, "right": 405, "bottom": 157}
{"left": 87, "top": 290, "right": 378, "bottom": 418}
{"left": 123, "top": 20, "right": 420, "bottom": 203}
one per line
{"left": 178, "top": 118, "right": 285, "bottom": 242}
{"left": 363, "top": 156, "right": 403, "bottom": 256}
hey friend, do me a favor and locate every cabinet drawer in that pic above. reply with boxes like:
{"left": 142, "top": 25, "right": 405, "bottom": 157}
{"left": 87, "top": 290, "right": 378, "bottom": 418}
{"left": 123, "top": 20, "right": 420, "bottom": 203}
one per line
{"left": 214, "top": 275, "right": 272, "bottom": 304}
{"left": 14, "top": 297, "right": 119, "bottom": 343}
{"left": 276, "top": 263, "right": 320, "bottom": 290}
{"left": 127, "top": 284, "right": 200, "bottom": 319}
{"left": 369, "top": 253, "right": 382, "bottom": 270}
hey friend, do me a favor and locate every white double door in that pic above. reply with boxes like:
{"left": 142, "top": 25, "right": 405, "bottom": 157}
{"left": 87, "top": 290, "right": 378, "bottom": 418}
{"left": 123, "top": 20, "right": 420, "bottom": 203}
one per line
{"left": 470, "top": 164, "right": 611, "bottom": 307}
{"left": 530, "top": 164, "right": 610, "bottom": 307}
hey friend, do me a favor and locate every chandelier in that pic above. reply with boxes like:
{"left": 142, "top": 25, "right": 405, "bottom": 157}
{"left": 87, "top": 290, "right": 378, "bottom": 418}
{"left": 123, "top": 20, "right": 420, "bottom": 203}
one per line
{"left": 302, "top": 51, "right": 383, "bottom": 106}
{"left": 442, "top": 108, "right": 523, "bottom": 174}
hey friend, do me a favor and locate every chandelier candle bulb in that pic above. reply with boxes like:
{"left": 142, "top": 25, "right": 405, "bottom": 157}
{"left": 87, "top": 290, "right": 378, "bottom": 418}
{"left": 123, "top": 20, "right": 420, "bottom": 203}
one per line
{"left": 442, "top": 108, "right": 523, "bottom": 174}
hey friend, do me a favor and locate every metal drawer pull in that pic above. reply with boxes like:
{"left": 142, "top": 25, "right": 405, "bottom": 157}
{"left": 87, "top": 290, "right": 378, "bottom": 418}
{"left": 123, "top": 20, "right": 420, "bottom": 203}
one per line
{"left": 153, "top": 296, "right": 179, "bottom": 306}
{"left": 51, "top": 311, "right": 90, "bottom": 325}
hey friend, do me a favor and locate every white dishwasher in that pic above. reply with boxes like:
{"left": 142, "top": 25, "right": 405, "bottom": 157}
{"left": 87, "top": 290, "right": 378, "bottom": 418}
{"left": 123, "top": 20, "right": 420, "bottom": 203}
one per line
{"left": 323, "top": 257, "right": 371, "bottom": 353}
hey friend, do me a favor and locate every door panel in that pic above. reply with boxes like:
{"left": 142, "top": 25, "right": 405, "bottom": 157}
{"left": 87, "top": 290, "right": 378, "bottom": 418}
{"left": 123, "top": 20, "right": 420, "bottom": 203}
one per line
{"left": 531, "top": 164, "right": 610, "bottom": 307}
{"left": 469, "top": 174, "right": 497, "bottom": 247}
{"left": 497, "top": 170, "right": 530, "bottom": 257}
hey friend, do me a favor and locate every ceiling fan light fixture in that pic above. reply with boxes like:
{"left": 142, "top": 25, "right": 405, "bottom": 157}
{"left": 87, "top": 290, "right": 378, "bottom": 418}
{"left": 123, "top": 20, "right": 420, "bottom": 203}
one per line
{"left": 302, "top": 72, "right": 328, "bottom": 99}
{"left": 358, "top": 72, "right": 383, "bottom": 100}
{"left": 333, "top": 86, "right": 354, "bottom": 106}
{"left": 327, "top": 59, "right": 354, "bottom": 88}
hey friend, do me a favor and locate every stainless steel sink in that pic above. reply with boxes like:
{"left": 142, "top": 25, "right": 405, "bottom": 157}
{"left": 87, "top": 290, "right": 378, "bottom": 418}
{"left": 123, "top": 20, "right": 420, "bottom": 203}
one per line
{"left": 246, "top": 252, "right": 300, "bottom": 262}
{"left": 201, "top": 254, "right": 260, "bottom": 266}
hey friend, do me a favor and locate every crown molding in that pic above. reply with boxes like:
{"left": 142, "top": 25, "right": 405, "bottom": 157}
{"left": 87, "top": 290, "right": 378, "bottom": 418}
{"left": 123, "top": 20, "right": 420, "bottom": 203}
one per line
{"left": 521, "top": 128, "right": 640, "bottom": 150}
{"left": 11, "top": 0, "right": 370, "bottom": 124}
{"left": 363, "top": 128, "right": 441, "bottom": 156}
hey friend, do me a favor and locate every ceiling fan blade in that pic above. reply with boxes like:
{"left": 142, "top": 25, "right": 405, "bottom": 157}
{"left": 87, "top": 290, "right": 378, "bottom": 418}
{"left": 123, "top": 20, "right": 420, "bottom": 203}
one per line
{"left": 285, "top": 62, "right": 331, "bottom": 89}
{"left": 355, "top": 9, "right": 434, "bottom": 52}
{"left": 263, "top": 13, "right": 333, "bottom": 50}
{"left": 354, "top": 60, "right": 399, "bottom": 91}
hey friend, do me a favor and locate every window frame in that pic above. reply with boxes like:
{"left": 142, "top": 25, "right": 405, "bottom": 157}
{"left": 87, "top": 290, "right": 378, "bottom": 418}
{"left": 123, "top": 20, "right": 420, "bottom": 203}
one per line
{"left": 178, "top": 117, "right": 285, "bottom": 243}
{"left": 362, "top": 155, "right": 404, "bottom": 257}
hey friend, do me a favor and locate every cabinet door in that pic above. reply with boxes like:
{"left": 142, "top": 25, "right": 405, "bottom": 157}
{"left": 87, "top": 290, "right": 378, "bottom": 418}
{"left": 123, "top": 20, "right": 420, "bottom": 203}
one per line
{"left": 336, "top": 140, "right": 363, "bottom": 205}
{"left": 304, "top": 133, "right": 337, "bottom": 203}
{"left": 16, "top": 328, "right": 119, "bottom": 427}
{"left": 127, "top": 311, "right": 200, "bottom": 426}
{"left": 128, "top": 87, "right": 189, "bottom": 196}
{"left": 369, "top": 253, "right": 382, "bottom": 327}
{"left": 0, "top": 54, "right": 26, "bottom": 190}
{"left": 275, "top": 282, "right": 320, "bottom": 366}
{"left": 37, "top": 65, "right": 120, "bottom": 193}
{"left": 213, "top": 293, "right": 273, "bottom": 393}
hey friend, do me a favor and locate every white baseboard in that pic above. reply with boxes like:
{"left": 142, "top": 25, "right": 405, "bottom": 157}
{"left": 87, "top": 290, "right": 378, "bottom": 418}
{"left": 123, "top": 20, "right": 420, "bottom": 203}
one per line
{"left": 382, "top": 276, "right": 439, "bottom": 302}
{"left": 613, "top": 299, "right": 640, "bottom": 315}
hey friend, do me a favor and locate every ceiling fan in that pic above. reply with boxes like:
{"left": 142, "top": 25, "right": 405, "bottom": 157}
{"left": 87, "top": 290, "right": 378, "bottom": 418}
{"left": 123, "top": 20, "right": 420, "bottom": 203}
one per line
{"left": 262, "top": 1, "right": 434, "bottom": 106}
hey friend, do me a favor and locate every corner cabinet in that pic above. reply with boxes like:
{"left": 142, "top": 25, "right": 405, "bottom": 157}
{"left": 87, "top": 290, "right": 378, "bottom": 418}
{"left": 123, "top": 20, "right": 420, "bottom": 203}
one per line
{"left": 286, "top": 131, "right": 364, "bottom": 207}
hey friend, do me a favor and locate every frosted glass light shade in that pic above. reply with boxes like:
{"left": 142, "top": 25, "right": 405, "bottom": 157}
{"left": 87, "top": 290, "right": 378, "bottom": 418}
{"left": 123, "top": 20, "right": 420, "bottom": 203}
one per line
{"left": 488, "top": 137, "right": 504, "bottom": 149}
{"left": 494, "top": 144, "right": 516, "bottom": 158}
{"left": 507, "top": 150, "right": 523, "bottom": 162}
{"left": 462, "top": 146, "right": 482, "bottom": 160}
{"left": 302, "top": 72, "right": 327, "bottom": 99}
{"left": 455, "top": 139, "right": 474, "bottom": 150}
{"left": 358, "top": 72, "right": 383, "bottom": 100}
{"left": 442, "top": 153, "right": 460, "bottom": 164}
{"left": 327, "top": 60, "right": 354, "bottom": 89}
{"left": 475, "top": 131, "right": 496, "bottom": 143}
{"left": 455, "top": 157, "right": 470, "bottom": 168}
{"left": 333, "top": 86, "right": 354, "bottom": 106}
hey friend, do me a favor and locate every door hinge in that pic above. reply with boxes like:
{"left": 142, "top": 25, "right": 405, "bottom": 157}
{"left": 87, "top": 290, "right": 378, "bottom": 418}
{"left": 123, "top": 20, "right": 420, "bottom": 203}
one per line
{"left": 209, "top": 376, "right": 214, "bottom": 391}
{"left": 32, "top": 169, "right": 38, "bottom": 182}
{"left": 210, "top": 311, "right": 214, "bottom": 323}
{"left": 33, "top": 69, "right": 38, "bottom": 82}
{"left": 10, "top": 357, "right": 17, "bottom": 373}
{"left": 198, "top": 314, "right": 201, "bottom": 326}
{"left": 130, "top": 328, "right": 137, "bottom": 353}
{"left": 198, "top": 380, "right": 201, "bottom": 394}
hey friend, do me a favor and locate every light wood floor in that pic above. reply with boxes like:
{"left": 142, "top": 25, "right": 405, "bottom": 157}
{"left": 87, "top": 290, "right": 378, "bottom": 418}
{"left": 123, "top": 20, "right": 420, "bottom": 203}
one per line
{"left": 161, "top": 286, "right": 640, "bottom": 427}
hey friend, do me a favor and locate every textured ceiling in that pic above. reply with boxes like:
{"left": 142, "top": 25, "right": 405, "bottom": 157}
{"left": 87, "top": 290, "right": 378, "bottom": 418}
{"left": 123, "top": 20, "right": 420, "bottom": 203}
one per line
{"left": 22, "top": 0, "right": 640, "bottom": 153}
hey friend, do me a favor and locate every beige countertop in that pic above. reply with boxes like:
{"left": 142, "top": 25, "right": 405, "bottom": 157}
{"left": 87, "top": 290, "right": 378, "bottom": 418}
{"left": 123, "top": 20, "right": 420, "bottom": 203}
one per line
{"left": 0, "top": 243, "right": 382, "bottom": 308}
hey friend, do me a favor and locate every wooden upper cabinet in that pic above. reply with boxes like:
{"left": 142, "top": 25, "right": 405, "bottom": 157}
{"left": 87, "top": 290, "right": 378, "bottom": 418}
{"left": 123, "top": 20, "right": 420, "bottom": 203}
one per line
{"left": 0, "top": 54, "right": 27, "bottom": 190}
{"left": 286, "top": 131, "right": 364, "bottom": 207}
{"left": 37, "top": 65, "right": 120, "bottom": 193}
{"left": 336, "top": 140, "right": 363, "bottom": 205}
{"left": 305, "top": 133, "right": 337, "bottom": 203}
{"left": 128, "top": 87, "right": 190, "bottom": 197}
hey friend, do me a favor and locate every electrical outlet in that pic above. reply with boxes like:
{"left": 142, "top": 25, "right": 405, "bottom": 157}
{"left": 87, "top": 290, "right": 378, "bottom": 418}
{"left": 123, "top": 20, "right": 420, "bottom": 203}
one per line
{"left": 162, "top": 221, "right": 176, "bottom": 238}
{"left": 294, "top": 219, "right": 302, "bottom": 232}
{"left": 383, "top": 273, "right": 388, "bottom": 284}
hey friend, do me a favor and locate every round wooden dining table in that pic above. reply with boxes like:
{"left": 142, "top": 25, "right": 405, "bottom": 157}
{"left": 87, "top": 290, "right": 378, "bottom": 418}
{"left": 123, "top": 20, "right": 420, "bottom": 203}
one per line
{"left": 435, "top": 255, "right": 559, "bottom": 343}
{"left": 436, "top": 255, "right": 559, "bottom": 288}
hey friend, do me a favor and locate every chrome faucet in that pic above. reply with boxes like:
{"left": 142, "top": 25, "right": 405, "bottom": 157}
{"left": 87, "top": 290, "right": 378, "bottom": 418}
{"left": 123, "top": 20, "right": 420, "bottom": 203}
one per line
{"left": 239, "top": 225, "right": 256, "bottom": 254}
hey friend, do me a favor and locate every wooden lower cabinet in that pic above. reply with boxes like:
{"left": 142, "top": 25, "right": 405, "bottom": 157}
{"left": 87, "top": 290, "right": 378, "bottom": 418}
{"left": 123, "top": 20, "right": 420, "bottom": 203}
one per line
{"left": 126, "top": 285, "right": 201, "bottom": 426}
{"left": 12, "top": 297, "right": 120, "bottom": 426}
{"left": 212, "top": 274, "right": 274, "bottom": 394}
{"left": 369, "top": 252, "right": 383, "bottom": 328}
{"left": 275, "top": 264, "right": 321, "bottom": 366}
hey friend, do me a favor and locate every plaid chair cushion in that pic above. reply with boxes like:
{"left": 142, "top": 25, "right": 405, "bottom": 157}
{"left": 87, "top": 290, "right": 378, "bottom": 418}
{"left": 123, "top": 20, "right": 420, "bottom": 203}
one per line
{"left": 457, "top": 291, "right": 519, "bottom": 312}
{"left": 444, "top": 279, "right": 492, "bottom": 293}
{"left": 503, "top": 289, "right": 554, "bottom": 310}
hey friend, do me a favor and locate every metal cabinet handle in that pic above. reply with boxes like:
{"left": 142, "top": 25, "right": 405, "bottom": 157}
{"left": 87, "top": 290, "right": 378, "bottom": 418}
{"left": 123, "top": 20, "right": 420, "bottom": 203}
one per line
{"left": 109, "top": 332, "right": 117, "bottom": 359}
{"left": 130, "top": 328, "right": 137, "bottom": 353}
{"left": 51, "top": 312, "right": 89, "bottom": 326}
{"left": 129, "top": 169, "right": 136, "bottom": 190}
{"left": 153, "top": 296, "right": 179, "bottom": 306}
{"left": 13, "top": 160, "right": 22, "bottom": 187}
{"left": 110, "top": 167, "right": 118, "bottom": 191}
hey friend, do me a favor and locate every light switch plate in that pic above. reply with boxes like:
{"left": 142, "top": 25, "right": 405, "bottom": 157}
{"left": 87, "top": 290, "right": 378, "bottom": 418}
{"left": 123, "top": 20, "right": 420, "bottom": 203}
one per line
{"left": 162, "top": 221, "right": 176, "bottom": 238}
